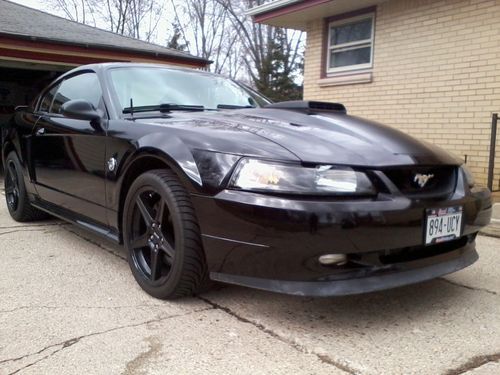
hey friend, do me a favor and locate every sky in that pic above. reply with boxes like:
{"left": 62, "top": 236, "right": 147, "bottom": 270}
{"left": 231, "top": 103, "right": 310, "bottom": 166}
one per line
{"left": 9, "top": 0, "right": 42, "bottom": 7}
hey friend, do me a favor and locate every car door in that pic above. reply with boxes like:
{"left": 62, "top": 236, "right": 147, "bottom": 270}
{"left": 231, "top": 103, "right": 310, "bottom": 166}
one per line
{"left": 31, "top": 72, "right": 108, "bottom": 225}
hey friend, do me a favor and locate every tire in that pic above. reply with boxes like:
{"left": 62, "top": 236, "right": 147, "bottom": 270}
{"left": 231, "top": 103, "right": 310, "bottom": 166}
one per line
{"left": 4, "top": 152, "right": 48, "bottom": 222}
{"left": 123, "top": 169, "right": 209, "bottom": 299}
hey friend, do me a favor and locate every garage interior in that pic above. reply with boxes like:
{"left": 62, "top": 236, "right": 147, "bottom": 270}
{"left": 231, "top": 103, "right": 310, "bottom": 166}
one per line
{"left": 0, "top": 61, "right": 67, "bottom": 123}
{"left": 0, "top": 61, "right": 68, "bottom": 172}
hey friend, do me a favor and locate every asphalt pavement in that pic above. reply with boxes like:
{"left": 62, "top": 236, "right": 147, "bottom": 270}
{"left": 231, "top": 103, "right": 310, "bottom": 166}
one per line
{"left": 0, "top": 178, "right": 499, "bottom": 375}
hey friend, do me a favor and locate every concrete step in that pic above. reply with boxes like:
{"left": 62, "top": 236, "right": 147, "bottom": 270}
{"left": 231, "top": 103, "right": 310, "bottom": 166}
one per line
{"left": 481, "top": 219, "right": 500, "bottom": 238}
{"left": 480, "top": 203, "right": 500, "bottom": 238}
{"left": 493, "top": 203, "right": 500, "bottom": 220}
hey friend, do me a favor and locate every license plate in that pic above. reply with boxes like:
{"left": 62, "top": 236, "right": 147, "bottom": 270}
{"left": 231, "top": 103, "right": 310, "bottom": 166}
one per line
{"left": 425, "top": 206, "right": 463, "bottom": 245}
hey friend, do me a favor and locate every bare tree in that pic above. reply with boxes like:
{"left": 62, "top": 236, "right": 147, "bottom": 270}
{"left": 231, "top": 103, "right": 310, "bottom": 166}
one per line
{"left": 49, "top": 0, "right": 97, "bottom": 25}
{"left": 215, "top": 0, "right": 304, "bottom": 100}
{"left": 168, "top": 0, "right": 239, "bottom": 76}
{"left": 47, "top": 0, "right": 305, "bottom": 99}
{"left": 49, "top": 0, "right": 163, "bottom": 42}
{"left": 100, "top": 0, "right": 163, "bottom": 41}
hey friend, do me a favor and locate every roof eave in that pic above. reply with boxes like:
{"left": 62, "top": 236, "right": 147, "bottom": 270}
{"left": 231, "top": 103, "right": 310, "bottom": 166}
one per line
{"left": 246, "top": 0, "right": 302, "bottom": 16}
{"left": 0, "top": 31, "right": 211, "bottom": 66}
{"left": 247, "top": 0, "right": 332, "bottom": 30}
{"left": 248, "top": 0, "right": 385, "bottom": 30}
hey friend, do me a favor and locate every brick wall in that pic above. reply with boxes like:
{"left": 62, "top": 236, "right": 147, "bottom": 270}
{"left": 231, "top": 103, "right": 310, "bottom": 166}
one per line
{"left": 304, "top": 0, "right": 500, "bottom": 187}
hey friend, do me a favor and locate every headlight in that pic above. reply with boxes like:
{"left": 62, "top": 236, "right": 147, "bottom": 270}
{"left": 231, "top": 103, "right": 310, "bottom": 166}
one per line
{"left": 461, "top": 164, "right": 475, "bottom": 188}
{"left": 229, "top": 159, "right": 375, "bottom": 195}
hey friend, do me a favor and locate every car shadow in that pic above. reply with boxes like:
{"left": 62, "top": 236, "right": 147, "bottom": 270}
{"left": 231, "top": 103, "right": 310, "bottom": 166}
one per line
{"left": 199, "top": 276, "right": 470, "bottom": 328}
{"left": 56, "top": 221, "right": 472, "bottom": 327}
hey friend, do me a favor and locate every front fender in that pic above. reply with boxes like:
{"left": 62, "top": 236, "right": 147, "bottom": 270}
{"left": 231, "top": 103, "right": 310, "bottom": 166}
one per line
{"left": 115, "top": 132, "right": 203, "bottom": 194}
{"left": 108, "top": 132, "right": 204, "bottom": 236}
{"left": 137, "top": 132, "right": 203, "bottom": 187}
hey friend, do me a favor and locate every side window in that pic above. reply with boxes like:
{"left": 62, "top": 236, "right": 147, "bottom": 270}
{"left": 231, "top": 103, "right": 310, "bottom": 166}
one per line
{"left": 38, "top": 84, "right": 60, "bottom": 112}
{"left": 52, "top": 73, "right": 102, "bottom": 114}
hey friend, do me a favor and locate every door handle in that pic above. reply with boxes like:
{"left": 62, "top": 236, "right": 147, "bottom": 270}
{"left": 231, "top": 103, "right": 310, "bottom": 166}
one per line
{"left": 36, "top": 128, "right": 46, "bottom": 136}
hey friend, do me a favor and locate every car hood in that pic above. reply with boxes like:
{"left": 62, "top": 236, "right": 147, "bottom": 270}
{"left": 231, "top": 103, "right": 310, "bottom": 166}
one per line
{"left": 140, "top": 108, "right": 461, "bottom": 167}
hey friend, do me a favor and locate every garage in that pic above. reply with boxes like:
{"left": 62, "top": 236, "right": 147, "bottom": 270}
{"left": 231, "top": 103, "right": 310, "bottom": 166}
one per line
{"left": 0, "top": 63, "right": 62, "bottom": 129}
{"left": 0, "top": 0, "right": 209, "bottom": 169}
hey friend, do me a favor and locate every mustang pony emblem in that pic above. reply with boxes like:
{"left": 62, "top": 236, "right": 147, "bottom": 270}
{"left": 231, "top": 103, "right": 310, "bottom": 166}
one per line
{"left": 414, "top": 173, "right": 434, "bottom": 188}
{"left": 107, "top": 157, "right": 117, "bottom": 172}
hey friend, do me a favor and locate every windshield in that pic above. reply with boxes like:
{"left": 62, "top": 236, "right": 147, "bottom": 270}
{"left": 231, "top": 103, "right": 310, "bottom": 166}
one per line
{"left": 108, "top": 67, "right": 270, "bottom": 112}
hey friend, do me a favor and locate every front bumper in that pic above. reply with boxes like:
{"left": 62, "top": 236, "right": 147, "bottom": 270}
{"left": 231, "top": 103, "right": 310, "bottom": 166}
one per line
{"left": 191, "top": 184, "right": 491, "bottom": 296}
{"left": 211, "top": 244, "right": 478, "bottom": 296}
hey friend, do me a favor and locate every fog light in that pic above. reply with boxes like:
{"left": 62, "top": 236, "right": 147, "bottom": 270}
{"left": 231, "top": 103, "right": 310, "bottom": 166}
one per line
{"left": 318, "top": 254, "right": 347, "bottom": 266}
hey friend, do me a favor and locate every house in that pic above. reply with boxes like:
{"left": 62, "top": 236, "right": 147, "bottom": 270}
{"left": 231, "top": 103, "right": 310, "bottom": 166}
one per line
{"left": 0, "top": 0, "right": 209, "bottom": 127}
{"left": 248, "top": 0, "right": 500, "bottom": 188}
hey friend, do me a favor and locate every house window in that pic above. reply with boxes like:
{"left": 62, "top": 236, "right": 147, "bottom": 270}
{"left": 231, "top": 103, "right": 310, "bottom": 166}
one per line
{"left": 327, "top": 13, "right": 374, "bottom": 74}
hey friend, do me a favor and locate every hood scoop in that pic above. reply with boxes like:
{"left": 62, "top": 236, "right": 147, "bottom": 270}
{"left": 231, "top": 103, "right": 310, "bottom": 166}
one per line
{"left": 265, "top": 100, "right": 347, "bottom": 115}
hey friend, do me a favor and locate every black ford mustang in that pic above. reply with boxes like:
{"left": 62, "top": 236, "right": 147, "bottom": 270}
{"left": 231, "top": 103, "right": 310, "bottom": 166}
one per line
{"left": 1, "top": 63, "right": 492, "bottom": 299}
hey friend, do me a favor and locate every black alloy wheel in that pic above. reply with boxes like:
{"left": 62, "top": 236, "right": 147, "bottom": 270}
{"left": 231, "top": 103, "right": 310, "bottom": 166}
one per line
{"left": 5, "top": 159, "right": 20, "bottom": 213}
{"left": 129, "top": 187, "right": 176, "bottom": 284}
{"left": 4, "top": 152, "right": 48, "bottom": 222}
{"left": 123, "top": 169, "right": 208, "bottom": 299}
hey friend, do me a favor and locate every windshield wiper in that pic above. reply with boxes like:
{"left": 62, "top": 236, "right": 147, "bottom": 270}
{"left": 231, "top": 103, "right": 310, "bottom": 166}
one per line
{"left": 217, "top": 104, "right": 256, "bottom": 110}
{"left": 123, "top": 103, "right": 205, "bottom": 114}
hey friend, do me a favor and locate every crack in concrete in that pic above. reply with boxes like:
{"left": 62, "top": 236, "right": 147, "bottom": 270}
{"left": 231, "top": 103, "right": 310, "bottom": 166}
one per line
{"left": 0, "top": 222, "right": 68, "bottom": 237}
{"left": 197, "top": 296, "right": 358, "bottom": 375}
{"left": 443, "top": 352, "right": 500, "bottom": 375}
{"left": 0, "top": 223, "right": 66, "bottom": 230}
{"left": 0, "top": 304, "right": 172, "bottom": 314}
{"left": 439, "top": 278, "right": 498, "bottom": 296}
{"left": 1, "top": 307, "right": 213, "bottom": 374}
{"left": 0, "top": 227, "right": 65, "bottom": 237}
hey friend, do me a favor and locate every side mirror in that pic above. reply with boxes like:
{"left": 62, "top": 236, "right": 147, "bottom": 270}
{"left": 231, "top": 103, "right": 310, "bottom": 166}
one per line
{"left": 60, "top": 99, "right": 103, "bottom": 131}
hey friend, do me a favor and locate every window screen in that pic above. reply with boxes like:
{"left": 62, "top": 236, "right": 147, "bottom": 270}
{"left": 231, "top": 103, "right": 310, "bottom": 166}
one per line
{"left": 327, "top": 15, "right": 374, "bottom": 72}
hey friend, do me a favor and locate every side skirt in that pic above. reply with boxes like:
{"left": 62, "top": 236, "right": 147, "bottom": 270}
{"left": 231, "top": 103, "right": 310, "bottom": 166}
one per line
{"left": 31, "top": 200, "right": 120, "bottom": 244}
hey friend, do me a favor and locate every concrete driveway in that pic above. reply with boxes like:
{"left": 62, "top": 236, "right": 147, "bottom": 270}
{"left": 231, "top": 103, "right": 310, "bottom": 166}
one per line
{"left": 0, "top": 180, "right": 499, "bottom": 375}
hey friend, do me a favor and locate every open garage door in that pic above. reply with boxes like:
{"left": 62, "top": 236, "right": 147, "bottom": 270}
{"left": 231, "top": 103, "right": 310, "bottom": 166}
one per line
{"left": 0, "top": 61, "right": 70, "bottom": 171}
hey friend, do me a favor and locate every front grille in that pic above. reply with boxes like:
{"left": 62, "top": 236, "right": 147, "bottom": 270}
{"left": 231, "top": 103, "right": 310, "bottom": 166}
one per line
{"left": 379, "top": 236, "right": 468, "bottom": 264}
{"left": 382, "top": 166, "right": 457, "bottom": 199}
{"left": 348, "top": 235, "right": 472, "bottom": 267}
